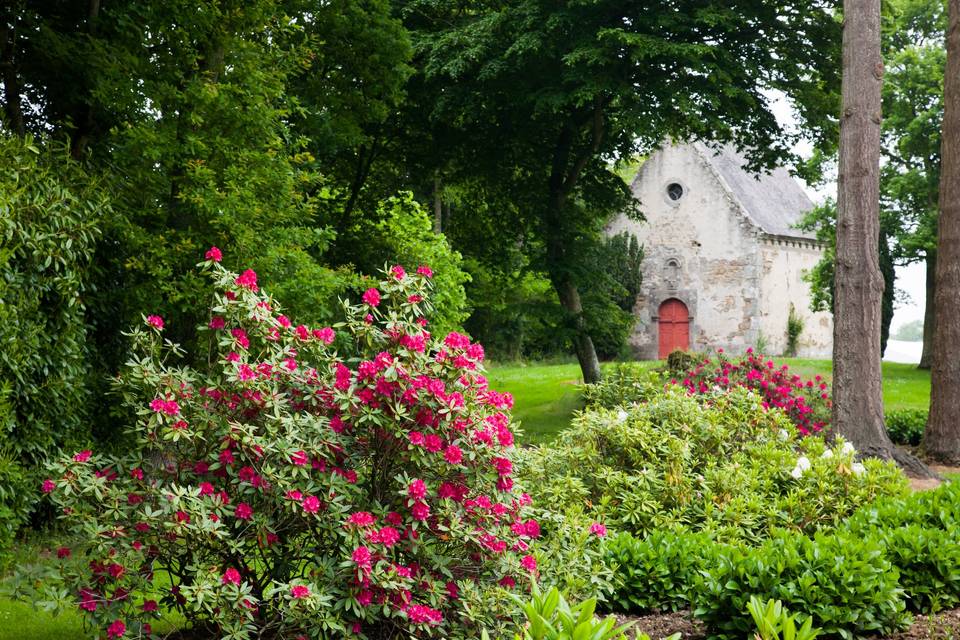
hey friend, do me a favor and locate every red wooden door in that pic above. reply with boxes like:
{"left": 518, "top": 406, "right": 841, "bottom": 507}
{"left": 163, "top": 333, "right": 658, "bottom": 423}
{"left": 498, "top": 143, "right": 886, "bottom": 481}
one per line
{"left": 658, "top": 299, "right": 690, "bottom": 358}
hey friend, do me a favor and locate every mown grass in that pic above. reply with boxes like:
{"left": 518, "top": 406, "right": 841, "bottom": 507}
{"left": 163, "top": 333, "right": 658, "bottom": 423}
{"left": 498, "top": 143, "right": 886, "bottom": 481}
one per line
{"left": 492, "top": 358, "right": 931, "bottom": 444}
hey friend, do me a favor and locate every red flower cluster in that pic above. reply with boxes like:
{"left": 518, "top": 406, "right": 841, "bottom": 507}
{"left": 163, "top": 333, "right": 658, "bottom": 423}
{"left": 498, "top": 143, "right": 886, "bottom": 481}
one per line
{"left": 671, "top": 349, "right": 831, "bottom": 435}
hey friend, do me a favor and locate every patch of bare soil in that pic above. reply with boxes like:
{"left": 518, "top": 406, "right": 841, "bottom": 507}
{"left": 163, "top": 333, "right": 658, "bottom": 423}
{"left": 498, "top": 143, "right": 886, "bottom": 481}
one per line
{"left": 908, "top": 463, "right": 960, "bottom": 492}
{"left": 612, "top": 610, "right": 706, "bottom": 640}
{"left": 611, "top": 608, "right": 960, "bottom": 640}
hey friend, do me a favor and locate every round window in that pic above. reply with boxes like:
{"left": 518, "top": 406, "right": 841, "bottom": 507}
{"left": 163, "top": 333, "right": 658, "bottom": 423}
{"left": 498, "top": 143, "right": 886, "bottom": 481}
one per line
{"left": 667, "top": 182, "right": 684, "bottom": 201}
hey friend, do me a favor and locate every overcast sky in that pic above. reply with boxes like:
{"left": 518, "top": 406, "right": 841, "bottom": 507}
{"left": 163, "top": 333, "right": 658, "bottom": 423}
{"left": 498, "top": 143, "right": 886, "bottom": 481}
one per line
{"left": 769, "top": 94, "right": 926, "bottom": 332}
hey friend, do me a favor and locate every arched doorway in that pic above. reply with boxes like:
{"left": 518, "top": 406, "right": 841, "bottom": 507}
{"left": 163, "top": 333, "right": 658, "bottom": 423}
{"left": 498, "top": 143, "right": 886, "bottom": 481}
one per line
{"left": 658, "top": 298, "right": 690, "bottom": 358}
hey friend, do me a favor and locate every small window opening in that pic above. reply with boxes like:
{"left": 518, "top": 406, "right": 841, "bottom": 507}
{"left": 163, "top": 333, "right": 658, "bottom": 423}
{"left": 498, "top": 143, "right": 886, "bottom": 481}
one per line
{"left": 667, "top": 183, "right": 684, "bottom": 201}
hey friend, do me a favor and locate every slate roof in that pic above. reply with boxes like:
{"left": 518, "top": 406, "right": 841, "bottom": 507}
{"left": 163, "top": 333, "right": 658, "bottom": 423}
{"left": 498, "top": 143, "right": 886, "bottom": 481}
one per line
{"left": 696, "top": 143, "right": 817, "bottom": 241}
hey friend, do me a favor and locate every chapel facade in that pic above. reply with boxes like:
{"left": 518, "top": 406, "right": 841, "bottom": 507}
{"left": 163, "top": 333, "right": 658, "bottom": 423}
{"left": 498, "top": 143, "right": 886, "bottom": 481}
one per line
{"left": 607, "top": 142, "right": 833, "bottom": 360}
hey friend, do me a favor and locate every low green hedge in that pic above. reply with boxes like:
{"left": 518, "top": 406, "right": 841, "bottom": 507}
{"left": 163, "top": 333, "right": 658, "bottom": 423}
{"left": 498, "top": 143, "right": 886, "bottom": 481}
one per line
{"left": 692, "top": 529, "right": 908, "bottom": 640}
{"left": 607, "top": 481, "right": 960, "bottom": 638}
{"left": 884, "top": 409, "right": 926, "bottom": 446}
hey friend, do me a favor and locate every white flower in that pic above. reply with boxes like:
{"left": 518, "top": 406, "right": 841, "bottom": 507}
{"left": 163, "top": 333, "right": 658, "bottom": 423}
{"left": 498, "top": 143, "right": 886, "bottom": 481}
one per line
{"left": 821, "top": 449, "right": 834, "bottom": 459}
{"left": 852, "top": 462, "right": 866, "bottom": 476}
{"left": 790, "top": 465, "right": 804, "bottom": 479}
{"left": 796, "top": 456, "right": 811, "bottom": 471}
{"left": 778, "top": 429, "right": 790, "bottom": 441}
{"left": 841, "top": 442, "right": 856, "bottom": 456}
{"left": 615, "top": 409, "right": 628, "bottom": 424}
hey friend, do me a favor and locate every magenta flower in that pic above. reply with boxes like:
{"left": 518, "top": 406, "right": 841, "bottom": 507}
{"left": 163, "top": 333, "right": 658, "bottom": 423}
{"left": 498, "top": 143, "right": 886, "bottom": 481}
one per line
{"left": 221, "top": 567, "right": 241, "bottom": 585}
{"left": 146, "top": 315, "right": 164, "bottom": 330}
{"left": 362, "top": 288, "right": 381, "bottom": 307}
{"left": 290, "top": 585, "right": 310, "bottom": 599}
{"left": 205, "top": 246, "right": 222, "bottom": 262}
{"left": 235, "top": 503, "right": 253, "bottom": 520}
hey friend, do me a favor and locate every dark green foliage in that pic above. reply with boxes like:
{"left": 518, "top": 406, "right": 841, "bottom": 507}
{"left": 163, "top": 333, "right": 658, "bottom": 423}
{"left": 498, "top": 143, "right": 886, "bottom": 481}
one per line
{"left": 885, "top": 409, "right": 927, "bottom": 445}
{"left": 0, "top": 135, "right": 106, "bottom": 550}
{"left": 693, "top": 529, "right": 909, "bottom": 640}
{"left": 874, "top": 525, "right": 960, "bottom": 613}
{"left": 606, "top": 530, "right": 712, "bottom": 614}
{"left": 464, "top": 233, "right": 642, "bottom": 361}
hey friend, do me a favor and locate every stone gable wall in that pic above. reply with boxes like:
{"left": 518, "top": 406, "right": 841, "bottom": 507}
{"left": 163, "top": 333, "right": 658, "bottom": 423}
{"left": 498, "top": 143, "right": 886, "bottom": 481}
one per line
{"left": 607, "top": 144, "right": 764, "bottom": 359}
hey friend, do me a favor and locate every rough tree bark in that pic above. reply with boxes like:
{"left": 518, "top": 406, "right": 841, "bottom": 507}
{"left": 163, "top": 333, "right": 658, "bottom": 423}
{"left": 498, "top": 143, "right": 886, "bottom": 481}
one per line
{"left": 834, "top": 0, "right": 933, "bottom": 476}
{"left": 923, "top": 0, "right": 960, "bottom": 465}
{"left": 918, "top": 251, "right": 935, "bottom": 370}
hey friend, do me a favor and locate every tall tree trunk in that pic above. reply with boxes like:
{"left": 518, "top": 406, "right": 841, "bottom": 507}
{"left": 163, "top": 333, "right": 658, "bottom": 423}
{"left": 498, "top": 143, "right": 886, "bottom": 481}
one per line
{"left": 918, "top": 250, "right": 936, "bottom": 369}
{"left": 924, "top": 0, "right": 960, "bottom": 465}
{"left": 835, "top": 0, "right": 934, "bottom": 476}
{"left": 834, "top": 0, "right": 893, "bottom": 454}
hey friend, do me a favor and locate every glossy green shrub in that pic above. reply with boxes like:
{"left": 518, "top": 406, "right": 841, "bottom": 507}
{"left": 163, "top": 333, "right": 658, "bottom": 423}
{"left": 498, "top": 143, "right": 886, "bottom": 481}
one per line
{"left": 884, "top": 409, "right": 926, "bottom": 446}
{"left": 843, "top": 481, "right": 960, "bottom": 533}
{"left": 842, "top": 482, "right": 960, "bottom": 613}
{"left": 692, "top": 529, "right": 908, "bottom": 640}
{"left": 875, "top": 525, "right": 960, "bottom": 613}
{"left": 606, "top": 530, "right": 714, "bottom": 613}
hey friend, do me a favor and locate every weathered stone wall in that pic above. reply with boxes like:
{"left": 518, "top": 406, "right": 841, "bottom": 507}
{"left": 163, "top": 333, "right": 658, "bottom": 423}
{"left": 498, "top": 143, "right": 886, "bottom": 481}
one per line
{"left": 607, "top": 145, "right": 764, "bottom": 359}
{"left": 759, "top": 238, "right": 833, "bottom": 357}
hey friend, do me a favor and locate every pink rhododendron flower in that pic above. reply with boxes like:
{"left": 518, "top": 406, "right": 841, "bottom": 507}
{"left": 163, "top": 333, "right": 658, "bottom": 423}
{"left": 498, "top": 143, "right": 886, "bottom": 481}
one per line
{"left": 376, "top": 526, "right": 400, "bottom": 548}
{"left": 417, "top": 265, "right": 433, "bottom": 278}
{"left": 290, "top": 585, "right": 310, "bottom": 599}
{"left": 391, "top": 265, "right": 406, "bottom": 280}
{"left": 222, "top": 567, "right": 242, "bottom": 585}
{"left": 42, "top": 479, "right": 55, "bottom": 493}
{"left": 57, "top": 547, "right": 71, "bottom": 559}
{"left": 142, "top": 600, "right": 158, "bottom": 612}
{"left": 347, "top": 512, "right": 376, "bottom": 528}
{"left": 406, "top": 604, "right": 443, "bottom": 625}
{"left": 590, "top": 522, "right": 608, "bottom": 537}
{"left": 73, "top": 450, "right": 92, "bottom": 463}
{"left": 362, "top": 288, "right": 381, "bottom": 307}
{"left": 290, "top": 450, "right": 308, "bottom": 466}
{"left": 407, "top": 479, "right": 426, "bottom": 500}
{"left": 208, "top": 316, "right": 225, "bottom": 330}
{"left": 235, "top": 269, "right": 259, "bottom": 291}
{"left": 520, "top": 555, "right": 537, "bottom": 572}
{"left": 352, "top": 546, "right": 372, "bottom": 567}
{"left": 411, "top": 502, "right": 430, "bottom": 521}
{"left": 146, "top": 315, "right": 164, "bottom": 330}
{"left": 205, "top": 246, "right": 222, "bottom": 262}
{"left": 106, "top": 619, "right": 126, "bottom": 639}
{"left": 313, "top": 327, "right": 335, "bottom": 344}
{"left": 235, "top": 503, "right": 253, "bottom": 520}
{"left": 443, "top": 445, "right": 463, "bottom": 465}
{"left": 302, "top": 496, "right": 320, "bottom": 513}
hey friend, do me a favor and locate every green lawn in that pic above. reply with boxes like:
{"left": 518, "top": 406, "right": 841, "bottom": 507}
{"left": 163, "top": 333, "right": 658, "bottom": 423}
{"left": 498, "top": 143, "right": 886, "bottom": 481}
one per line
{"left": 492, "top": 358, "right": 931, "bottom": 444}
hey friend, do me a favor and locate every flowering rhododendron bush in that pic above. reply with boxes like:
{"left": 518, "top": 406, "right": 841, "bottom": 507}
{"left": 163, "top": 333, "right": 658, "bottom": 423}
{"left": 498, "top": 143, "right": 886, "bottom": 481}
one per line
{"left": 18, "top": 252, "right": 539, "bottom": 639}
{"left": 584, "top": 351, "right": 831, "bottom": 437}
{"left": 670, "top": 349, "right": 831, "bottom": 435}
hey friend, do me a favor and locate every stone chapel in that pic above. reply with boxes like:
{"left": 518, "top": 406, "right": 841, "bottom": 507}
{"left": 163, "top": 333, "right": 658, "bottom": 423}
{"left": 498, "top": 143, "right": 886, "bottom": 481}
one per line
{"left": 607, "top": 142, "right": 833, "bottom": 360}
